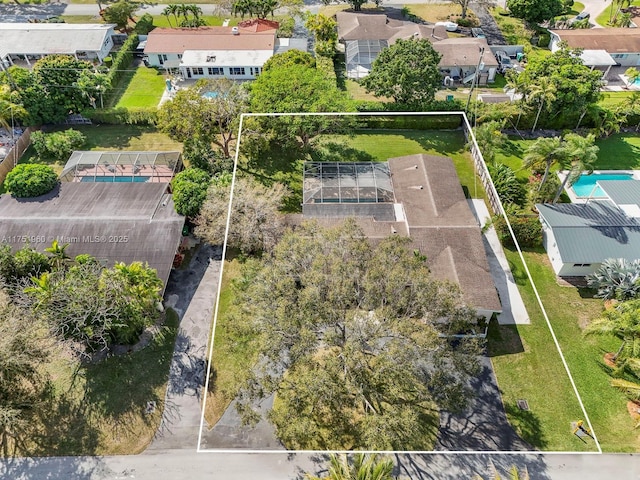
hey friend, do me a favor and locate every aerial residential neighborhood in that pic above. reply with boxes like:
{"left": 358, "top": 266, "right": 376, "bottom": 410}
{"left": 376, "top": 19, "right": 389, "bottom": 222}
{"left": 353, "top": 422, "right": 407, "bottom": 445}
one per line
{"left": 1, "top": 0, "right": 640, "bottom": 477}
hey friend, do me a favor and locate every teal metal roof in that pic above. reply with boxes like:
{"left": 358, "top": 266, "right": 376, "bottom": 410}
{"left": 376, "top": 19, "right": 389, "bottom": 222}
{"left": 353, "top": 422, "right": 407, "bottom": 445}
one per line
{"left": 598, "top": 180, "right": 640, "bottom": 206}
{"left": 537, "top": 201, "right": 640, "bottom": 263}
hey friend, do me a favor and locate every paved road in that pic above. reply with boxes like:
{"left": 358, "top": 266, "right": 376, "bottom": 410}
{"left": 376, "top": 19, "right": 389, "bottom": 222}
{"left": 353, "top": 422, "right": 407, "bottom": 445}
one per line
{"left": 4, "top": 450, "right": 640, "bottom": 479}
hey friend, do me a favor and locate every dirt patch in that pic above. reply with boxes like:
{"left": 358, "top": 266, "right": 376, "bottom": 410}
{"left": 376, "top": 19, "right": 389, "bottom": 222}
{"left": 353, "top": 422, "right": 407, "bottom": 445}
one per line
{"left": 604, "top": 352, "right": 617, "bottom": 368}
{"left": 627, "top": 401, "right": 640, "bottom": 424}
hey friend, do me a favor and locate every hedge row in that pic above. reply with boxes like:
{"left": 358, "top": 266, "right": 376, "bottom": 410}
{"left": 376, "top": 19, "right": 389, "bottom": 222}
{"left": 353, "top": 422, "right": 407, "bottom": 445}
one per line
{"left": 83, "top": 107, "right": 158, "bottom": 125}
{"left": 316, "top": 55, "right": 337, "bottom": 83}
{"left": 357, "top": 114, "right": 462, "bottom": 130}
{"left": 105, "top": 34, "right": 138, "bottom": 97}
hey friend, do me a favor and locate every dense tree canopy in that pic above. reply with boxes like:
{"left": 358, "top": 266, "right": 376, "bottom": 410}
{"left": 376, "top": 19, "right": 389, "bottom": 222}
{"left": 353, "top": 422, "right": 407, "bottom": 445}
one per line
{"left": 171, "top": 168, "right": 212, "bottom": 218}
{"left": 249, "top": 59, "right": 352, "bottom": 148}
{"left": 516, "top": 47, "right": 603, "bottom": 119}
{"left": 102, "top": 0, "right": 138, "bottom": 31}
{"left": 158, "top": 78, "right": 248, "bottom": 158}
{"left": 4, "top": 164, "right": 58, "bottom": 198}
{"left": 506, "top": 0, "right": 564, "bottom": 23}
{"left": 233, "top": 221, "right": 482, "bottom": 450}
{"left": 362, "top": 38, "right": 442, "bottom": 109}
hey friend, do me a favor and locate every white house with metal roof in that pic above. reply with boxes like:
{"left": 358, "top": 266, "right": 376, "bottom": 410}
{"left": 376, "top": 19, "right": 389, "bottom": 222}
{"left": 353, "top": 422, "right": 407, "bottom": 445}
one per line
{"left": 537, "top": 180, "right": 640, "bottom": 278}
{"left": 0, "top": 23, "right": 116, "bottom": 68}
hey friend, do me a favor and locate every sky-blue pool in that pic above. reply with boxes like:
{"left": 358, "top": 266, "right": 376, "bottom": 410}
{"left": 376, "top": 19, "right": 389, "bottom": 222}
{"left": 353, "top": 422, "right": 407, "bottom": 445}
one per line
{"left": 81, "top": 176, "right": 151, "bottom": 183}
{"left": 571, "top": 173, "right": 633, "bottom": 198}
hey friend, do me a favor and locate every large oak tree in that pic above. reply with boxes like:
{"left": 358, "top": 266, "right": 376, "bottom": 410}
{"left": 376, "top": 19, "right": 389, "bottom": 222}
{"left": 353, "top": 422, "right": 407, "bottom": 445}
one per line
{"left": 232, "top": 220, "right": 483, "bottom": 450}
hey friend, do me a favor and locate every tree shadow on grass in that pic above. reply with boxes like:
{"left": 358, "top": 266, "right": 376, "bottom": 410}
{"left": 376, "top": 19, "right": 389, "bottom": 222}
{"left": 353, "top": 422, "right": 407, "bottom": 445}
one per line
{"left": 399, "top": 130, "right": 467, "bottom": 157}
{"left": 501, "top": 138, "right": 525, "bottom": 158}
{"left": 504, "top": 401, "right": 547, "bottom": 450}
{"left": 79, "top": 315, "right": 179, "bottom": 452}
{"left": 595, "top": 133, "right": 640, "bottom": 170}
{"left": 308, "top": 141, "right": 376, "bottom": 163}
{"left": 486, "top": 319, "right": 525, "bottom": 357}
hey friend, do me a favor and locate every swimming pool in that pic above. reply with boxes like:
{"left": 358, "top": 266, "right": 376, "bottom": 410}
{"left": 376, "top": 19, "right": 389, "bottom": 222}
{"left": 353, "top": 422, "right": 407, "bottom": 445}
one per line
{"left": 202, "top": 91, "right": 219, "bottom": 99}
{"left": 571, "top": 173, "right": 634, "bottom": 198}
{"left": 81, "top": 176, "right": 151, "bottom": 183}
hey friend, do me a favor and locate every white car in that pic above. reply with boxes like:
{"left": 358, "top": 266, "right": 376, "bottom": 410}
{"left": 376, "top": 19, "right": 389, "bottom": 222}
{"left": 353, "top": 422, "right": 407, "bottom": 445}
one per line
{"left": 435, "top": 21, "right": 459, "bottom": 32}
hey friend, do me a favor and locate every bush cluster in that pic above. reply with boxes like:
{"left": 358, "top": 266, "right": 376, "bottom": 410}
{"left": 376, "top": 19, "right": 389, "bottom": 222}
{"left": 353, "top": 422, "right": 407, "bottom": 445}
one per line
{"left": 31, "top": 129, "right": 86, "bottom": 161}
{"left": 84, "top": 107, "right": 158, "bottom": 125}
{"left": 4, "top": 164, "right": 58, "bottom": 198}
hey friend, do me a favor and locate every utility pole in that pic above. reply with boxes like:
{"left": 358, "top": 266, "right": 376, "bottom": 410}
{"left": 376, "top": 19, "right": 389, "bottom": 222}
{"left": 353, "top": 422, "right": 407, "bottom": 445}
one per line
{"left": 465, "top": 46, "right": 485, "bottom": 113}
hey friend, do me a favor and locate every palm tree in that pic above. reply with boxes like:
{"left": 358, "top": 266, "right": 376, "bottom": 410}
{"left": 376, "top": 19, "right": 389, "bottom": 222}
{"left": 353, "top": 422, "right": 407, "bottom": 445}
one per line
{"left": 306, "top": 454, "right": 395, "bottom": 480}
{"left": 177, "top": 3, "right": 191, "bottom": 25}
{"left": 584, "top": 299, "right": 640, "bottom": 362}
{"left": 162, "top": 5, "right": 176, "bottom": 27}
{"left": 45, "top": 240, "right": 70, "bottom": 270}
{"left": 523, "top": 136, "right": 561, "bottom": 191}
{"left": 528, "top": 78, "right": 556, "bottom": 133}
{"left": 552, "top": 132, "right": 598, "bottom": 203}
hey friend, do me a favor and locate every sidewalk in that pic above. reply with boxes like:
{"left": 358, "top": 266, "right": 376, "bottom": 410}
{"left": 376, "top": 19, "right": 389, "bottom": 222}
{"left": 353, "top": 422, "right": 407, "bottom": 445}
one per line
{"left": 468, "top": 200, "right": 530, "bottom": 325}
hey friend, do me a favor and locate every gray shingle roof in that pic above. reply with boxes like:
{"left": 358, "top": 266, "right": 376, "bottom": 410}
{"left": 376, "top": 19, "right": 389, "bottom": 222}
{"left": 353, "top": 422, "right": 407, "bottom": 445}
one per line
{"left": 0, "top": 183, "right": 184, "bottom": 291}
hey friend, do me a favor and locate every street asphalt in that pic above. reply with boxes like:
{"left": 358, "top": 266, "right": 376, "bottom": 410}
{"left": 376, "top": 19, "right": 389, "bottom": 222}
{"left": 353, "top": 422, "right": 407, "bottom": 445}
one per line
{"left": 0, "top": 1, "right": 636, "bottom": 477}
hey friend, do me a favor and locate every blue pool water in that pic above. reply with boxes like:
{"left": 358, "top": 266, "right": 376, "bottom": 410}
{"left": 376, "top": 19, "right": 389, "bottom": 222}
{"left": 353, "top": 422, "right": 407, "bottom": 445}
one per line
{"left": 571, "top": 173, "right": 633, "bottom": 197}
{"left": 202, "top": 91, "right": 219, "bottom": 99}
{"left": 634, "top": 77, "right": 640, "bottom": 86}
{"left": 82, "top": 176, "right": 151, "bottom": 183}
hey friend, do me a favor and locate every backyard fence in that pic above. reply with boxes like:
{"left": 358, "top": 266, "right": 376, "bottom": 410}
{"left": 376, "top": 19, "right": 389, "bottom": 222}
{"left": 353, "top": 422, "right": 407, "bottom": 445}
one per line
{"left": 0, "top": 127, "right": 35, "bottom": 184}
{"left": 461, "top": 115, "right": 503, "bottom": 216}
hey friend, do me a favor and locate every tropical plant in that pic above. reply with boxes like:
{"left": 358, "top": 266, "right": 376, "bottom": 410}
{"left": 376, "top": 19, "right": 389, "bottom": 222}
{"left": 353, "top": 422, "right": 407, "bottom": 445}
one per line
{"left": 473, "top": 461, "right": 530, "bottom": 480}
{"left": 306, "top": 453, "right": 395, "bottom": 480}
{"left": 552, "top": 132, "right": 598, "bottom": 203}
{"left": 474, "top": 121, "right": 506, "bottom": 164}
{"left": 30, "top": 129, "right": 86, "bottom": 162}
{"left": 586, "top": 259, "right": 640, "bottom": 300}
{"left": 0, "top": 85, "right": 27, "bottom": 132}
{"left": 488, "top": 162, "right": 526, "bottom": 208}
{"left": 528, "top": 77, "right": 556, "bottom": 133}
{"left": 44, "top": 240, "right": 70, "bottom": 270}
{"left": 584, "top": 300, "right": 640, "bottom": 363}
{"left": 171, "top": 168, "right": 212, "bottom": 218}
{"left": 162, "top": 4, "right": 180, "bottom": 27}
{"left": 523, "top": 136, "right": 561, "bottom": 191}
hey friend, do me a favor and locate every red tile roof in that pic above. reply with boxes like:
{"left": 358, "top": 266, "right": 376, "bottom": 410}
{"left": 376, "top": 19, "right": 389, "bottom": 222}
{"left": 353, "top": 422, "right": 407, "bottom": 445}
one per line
{"left": 144, "top": 25, "right": 276, "bottom": 54}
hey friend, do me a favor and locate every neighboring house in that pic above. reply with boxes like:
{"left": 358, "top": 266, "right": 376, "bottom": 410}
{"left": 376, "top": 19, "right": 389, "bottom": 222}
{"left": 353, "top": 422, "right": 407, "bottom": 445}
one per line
{"left": 0, "top": 23, "right": 116, "bottom": 67}
{"left": 336, "top": 11, "right": 497, "bottom": 83}
{"left": 293, "top": 155, "right": 502, "bottom": 324}
{"left": 549, "top": 28, "right": 640, "bottom": 75}
{"left": 143, "top": 19, "right": 305, "bottom": 80}
{"left": 0, "top": 182, "right": 184, "bottom": 293}
{"left": 537, "top": 180, "right": 640, "bottom": 278}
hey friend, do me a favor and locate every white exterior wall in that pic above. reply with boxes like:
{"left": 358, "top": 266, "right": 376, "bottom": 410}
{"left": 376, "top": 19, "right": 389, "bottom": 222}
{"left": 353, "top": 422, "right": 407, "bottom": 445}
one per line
{"left": 179, "top": 65, "right": 262, "bottom": 80}
{"left": 542, "top": 222, "right": 601, "bottom": 277}
{"left": 557, "top": 262, "right": 602, "bottom": 277}
{"left": 610, "top": 53, "right": 640, "bottom": 67}
{"left": 146, "top": 53, "right": 182, "bottom": 69}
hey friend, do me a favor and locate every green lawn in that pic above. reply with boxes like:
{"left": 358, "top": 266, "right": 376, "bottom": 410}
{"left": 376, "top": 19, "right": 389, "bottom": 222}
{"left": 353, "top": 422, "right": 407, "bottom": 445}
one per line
{"left": 596, "top": 0, "right": 640, "bottom": 27}
{"left": 15, "top": 125, "right": 182, "bottom": 176}
{"left": 113, "top": 66, "right": 166, "bottom": 109}
{"left": 204, "top": 258, "right": 260, "bottom": 426}
{"left": 34, "top": 309, "right": 179, "bottom": 455}
{"left": 498, "top": 250, "right": 640, "bottom": 452}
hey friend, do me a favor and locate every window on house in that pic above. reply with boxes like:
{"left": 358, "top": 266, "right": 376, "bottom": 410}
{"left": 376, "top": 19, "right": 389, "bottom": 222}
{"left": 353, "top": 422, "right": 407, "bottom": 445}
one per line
{"left": 162, "top": 54, "right": 168, "bottom": 61}
{"left": 572, "top": 263, "right": 592, "bottom": 267}
{"left": 178, "top": 54, "right": 182, "bottom": 60}
{"left": 229, "top": 67, "right": 246, "bottom": 76}
{"left": 250, "top": 67, "right": 261, "bottom": 76}
{"left": 208, "top": 67, "right": 223, "bottom": 75}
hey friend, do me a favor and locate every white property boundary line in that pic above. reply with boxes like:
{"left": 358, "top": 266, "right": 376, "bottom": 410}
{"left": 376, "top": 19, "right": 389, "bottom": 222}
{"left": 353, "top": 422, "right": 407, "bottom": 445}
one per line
{"left": 197, "top": 111, "right": 601, "bottom": 454}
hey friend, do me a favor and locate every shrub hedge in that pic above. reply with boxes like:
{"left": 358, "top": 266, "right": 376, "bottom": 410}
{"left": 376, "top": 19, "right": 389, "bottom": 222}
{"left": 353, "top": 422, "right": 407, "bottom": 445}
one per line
{"left": 83, "top": 107, "right": 158, "bottom": 125}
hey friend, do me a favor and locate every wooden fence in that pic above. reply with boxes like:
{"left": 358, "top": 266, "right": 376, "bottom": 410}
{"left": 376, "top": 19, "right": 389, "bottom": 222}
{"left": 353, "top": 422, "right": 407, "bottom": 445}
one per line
{"left": 0, "top": 127, "right": 35, "bottom": 184}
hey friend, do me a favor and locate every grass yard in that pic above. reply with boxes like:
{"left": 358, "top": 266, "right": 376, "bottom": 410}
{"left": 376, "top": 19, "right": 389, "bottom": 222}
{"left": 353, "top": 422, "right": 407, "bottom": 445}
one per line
{"left": 151, "top": 15, "right": 237, "bottom": 28}
{"left": 204, "top": 258, "right": 260, "bottom": 426}
{"left": 405, "top": 3, "right": 477, "bottom": 24}
{"left": 34, "top": 309, "right": 179, "bottom": 455}
{"left": 112, "top": 66, "right": 167, "bottom": 109}
{"left": 489, "top": 250, "right": 600, "bottom": 452}
{"left": 596, "top": 0, "right": 640, "bottom": 27}
{"left": 498, "top": 249, "right": 640, "bottom": 452}
{"left": 16, "top": 125, "right": 182, "bottom": 176}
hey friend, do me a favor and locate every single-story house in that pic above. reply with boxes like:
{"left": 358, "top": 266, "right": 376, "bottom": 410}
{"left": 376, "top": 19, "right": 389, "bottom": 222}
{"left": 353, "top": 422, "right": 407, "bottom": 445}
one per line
{"left": 549, "top": 28, "right": 640, "bottom": 75}
{"left": 336, "top": 11, "right": 497, "bottom": 83}
{"left": 294, "top": 155, "right": 502, "bottom": 324}
{"left": 0, "top": 182, "right": 184, "bottom": 293}
{"left": 0, "top": 23, "right": 116, "bottom": 67}
{"left": 143, "top": 19, "right": 305, "bottom": 80}
{"left": 537, "top": 179, "right": 640, "bottom": 278}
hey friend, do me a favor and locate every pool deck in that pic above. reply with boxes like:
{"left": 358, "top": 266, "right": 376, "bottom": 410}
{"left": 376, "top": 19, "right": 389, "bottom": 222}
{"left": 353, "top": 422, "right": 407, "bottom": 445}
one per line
{"left": 560, "top": 170, "right": 640, "bottom": 204}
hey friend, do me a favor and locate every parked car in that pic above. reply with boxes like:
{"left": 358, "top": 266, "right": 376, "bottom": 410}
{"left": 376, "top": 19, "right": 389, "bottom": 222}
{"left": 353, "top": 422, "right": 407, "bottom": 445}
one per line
{"left": 575, "top": 11, "right": 590, "bottom": 20}
{"left": 435, "top": 21, "right": 459, "bottom": 32}
{"left": 471, "top": 27, "right": 486, "bottom": 38}
{"left": 495, "top": 50, "right": 513, "bottom": 73}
